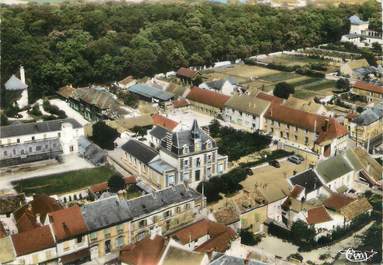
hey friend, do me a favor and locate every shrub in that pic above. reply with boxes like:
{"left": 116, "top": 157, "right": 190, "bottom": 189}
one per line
{"left": 1, "top": 114, "right": 9, "bottom": 126}
{"left": 43, "top": 99, "right": 67, "bottom": 119}
{"left": 29, "top": 104, "right": 42, "bottom": 116}
{"left": 91, "top": 121, "right": 120, "bottom": 150}
{"left": 240, "top": 229, "right": 261, "bottom": 246}
{"left": 287, "top": 253, "right": 303, "bottom": 262}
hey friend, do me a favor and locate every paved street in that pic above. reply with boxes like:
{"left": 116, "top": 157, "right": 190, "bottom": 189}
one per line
{"left": 49, "top": 98, "right": 89, "bottom": 126}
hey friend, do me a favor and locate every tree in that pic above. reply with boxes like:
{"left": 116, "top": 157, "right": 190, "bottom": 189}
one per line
{"left": 208, "top": 119, "right": 221, "bottom": 137}
{"left": 372, "top": 42, "right": 382, "bottom": 54}
{"left": 335, "top": 78, "right": 350, "bottom": 91}
{"left": 240, "top": 229, "right": 260, "bottom": 246}
{"left": 290, "top": 220, "right": 315, "bottom": 245}
{"left": 0, "top": 114, "right": 9, "bottom": 126}
{"left": 91, "top": 121, "right": 120, "bottom": 150}
{"left": 273, "top": 82, "right": 295, "bottom": 99}
{"left": 108, "top": 174, "right": 125, "bottom": 193}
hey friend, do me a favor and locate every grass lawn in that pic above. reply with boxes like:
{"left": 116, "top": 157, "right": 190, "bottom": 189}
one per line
{"left": 293, "top": 89, "right": 317, "bottom": 99}
{"left": 259, "top": 54, "right": 330, "bottom": 66}
{"left": 299, "top": 79, "right": 336, "bottom": 91}
{"left": 217, "top": 64, "right": 281, "bottom": 79}
{"left": 287, "top": 76, "right": 321, "bottom": 87}
{"left": 12, "top": 166, "right": 116, "bottom": 196}
{"left": 260, "top": 72, "right": 299, "bottom": 82}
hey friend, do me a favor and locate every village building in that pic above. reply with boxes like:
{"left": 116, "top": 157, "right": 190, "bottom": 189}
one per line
{"left": 351, "top": 81, "right": 383, "bottom": 103}
{"left": 158, "top": 240, "right": 208, "bottom": 265}
{"left": 341, "top": 15, "right": 383, "bottom": 48}
{"left": 81, "top": 184, "right": 203, "bottom": 259}
{"left": 106, "top": 115, "right": 154, "bottom": 134}
{"left": 282, "top": 97, "right": 331, "bottom": 117}
{"left": 199, "top": 77, "right": 242, "bottom": 96}
{"left": 48, "top": 206, "right": 90, "bottom": 264}
{"left": 186, "top": 87, "right": 230, "bottom": 116}
{"left": 223, "top": 95, "right": 270, "bottom": 132}
{"left": 176, "top": 67, "right": 201, "bottom": 85}
{"left": 171, "top": 219, "right": 236, "bottom": 253}
{"left": 345, "top": 101, "right": 383, "bottom": 150}
{"left": 0, "top": 119, "right": 84, "bottom": 168}
{"left": 0, "top": 194, "right": 25, "bottom": 218}
{"left": 111, "top": 120, "right": 228, "bottom": 189}
{"left": 57, "top": 85, "right": 127, "bottom": 121}
{"left": 288, "top": 169, "right": 325, "bottom": 201}
{"left": 128, "top": 84, "right": 175, "bottom": 104}
{"left": 4, "top": 66, "right": 28, "bottom": 109}
{"left": 115, "top": 76, "right": 137, "bottom": 90}
{"left": 339, "top": 59, "right": 370, "bottom": 79}
{"left": 263, "top": 103, "right": 348, "bottom": 160}
{"left": 148, "top": 126, "right": 171, "bottom": 149}
{"left": 152, "top": 114, "right": 179, "bottom": 132}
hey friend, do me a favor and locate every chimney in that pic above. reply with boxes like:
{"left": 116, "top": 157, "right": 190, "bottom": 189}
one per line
{"left": 20, "top": 65, "right": 26, "bottom": 85}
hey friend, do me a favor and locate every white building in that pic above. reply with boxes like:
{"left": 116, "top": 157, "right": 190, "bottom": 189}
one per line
{"left": 0, "top": 119, "right": 84, "bottom": 167}
{"left": 199, "top": 77, "right": 242, "bottom": 96}
{"left": 4, "top": 66, "right": 28, "bottom": 109}
{"left": 223, "top": 95, "right": 270, "bottom": 131}
{"left": 341, "top": 15, "right": 383, "bottom": 48}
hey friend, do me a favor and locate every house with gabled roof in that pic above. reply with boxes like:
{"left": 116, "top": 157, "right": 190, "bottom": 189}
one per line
{"left": 352, "top": 81, "right": 383, "bottom": 103}
{"left": 176, "top": 67, "right": 202, "bottom": 85}
{"left": 186, "top": 87, "right": 230, "bottom": 116}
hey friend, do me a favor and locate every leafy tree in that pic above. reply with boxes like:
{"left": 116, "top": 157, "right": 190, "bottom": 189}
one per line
{"left": 372, "top": 42, "right": 382, "bottom": 54}
{"left": 91, "top": 121, "right": 120, "bottom": 150}
{"left": 0, "top": 114, "right": 9, "bottom": 126}
{"left": 290, "top": 220, "right": 315, "bottom": 245}
{"left": 208, "top": 119, "right": 221, "bottom": 138}
{"left": 335, "top": 78, "right": 350, "bottom": 91}
{"left": 108, "top": 174, "right": 125, "bottom": 193}
{"left": 273, "top": 82, "right": 295, "bottom": 99}
{"left": 29, "top": 104, "right": 42, "bottom": 117}
{"left": 240, "top": 229, "right": 261, "bottom": 246}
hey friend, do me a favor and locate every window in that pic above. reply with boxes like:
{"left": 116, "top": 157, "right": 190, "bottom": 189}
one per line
{"left": 185, "top": 203, "right": 190, "bottom": 210}
{"left": 90, "top": 232, "right": 97, "bottom": 241}
{"left": 17, "top": 138, "right": 20, "bottom": 143}
{"left": 117, "top": 224, "right": 124, "bottom": 233}
{"left": 195, "top": 170, "right": 201, "bottom": 181}
{"left": 280, "top": 132, "right": 283, "bottom": 138}
{"left": 305, "top": 137, "right": 309, "bottom": 145}
{"left": 176, "top": 207, "right": 181, "bottom": 214}
{"left": 286, "top": 133, "right": 289, "bottom": 139}
{"left": 164, "top": 210, "right": 171, "bottom": 218}
{"left": 3, "top": 150, "right": 7, "bottom": 156}
{"left": 196, "top": 158, "right": 201, "bottom": 167}
{"left": 76, "top": 236, "right": 83, "bottom": 243}
{"left": 13, "top": 149, "right": 15, "bottom": 155}
{"left": 36, "top": 146, "right": 42, "bottom": 151}
{"left": 29, "top": 147, "right": 32, "bottom": 153}
{"left": 116, "top": 236, "right": 124, "bottom": 248}
{"left": 104, "top": 228, "right": 111, "bottom": 238}
{"left": 105, "top": 240, "right": 111, "bottom": 254}
{"left": 21, "top": 150, "right": 24, "bottom": 155}
{"left": 45, "top": 144, "right": 48, "bottom": 149}
{"left": 58, "top": 132, "right": 61, "bottom": 137}
{"left": 32, "top": 136, "right": 35, "bottom": 141}
{"left": 139, "top": 219, "right": 147, "bottom": 228}
{"left": 295, "top": 135, "right": 298, "bottom": 141}
{"left": 70, "top": 146, "right": 74, "bottom": 152}
{"left": 183, "top": 145, "right": 189, "bottom": 154}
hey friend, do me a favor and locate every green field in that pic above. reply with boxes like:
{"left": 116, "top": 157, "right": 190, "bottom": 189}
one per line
{"left": 12, "top": 166, "right": 116, "bottom": 196}
{"left": 299, "top": 79, "right": 336, "bottom": 91}
{"left": 260, "top": 72, "right": 299, "bottom": 82}
{"left": 259, "top": 54, "right": 330, "bottom": 67}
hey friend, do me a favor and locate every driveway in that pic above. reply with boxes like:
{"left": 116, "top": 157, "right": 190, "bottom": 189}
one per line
{"left": 49, "top": 99, "right": 89, "bottom": 126}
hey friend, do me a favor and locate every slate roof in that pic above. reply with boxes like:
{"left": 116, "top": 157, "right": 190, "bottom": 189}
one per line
{"left": 224, "top": 95, "right": 270, "bottom": 116}
{"left": 289, "top": 169, "right": 323, "bottom": 194}
{"left": 81, "top": 184, "right": 201, "bottom": 232}
{"left": 149, "top": 126, "right": 170, "bottom": 140}
{"left": 121, "top": 140, "right": 158, "bottom": 163}
{"left": 186, "top": 87, "right": 230, "bottom": 109}
{"left": 129, "top": 84, "right": 174, "bottom": 101}
{"left": 352, "top": 101, "right": 383, "bottom": 126}
{"left": 148, "top": 159, "right": 175, "bottom": 174}
{"left": 120, "top": 235, "right": 166, "bottom": 265}
{"left": 316, "top": 155, "right": 354, "bottom": 183}
{"left": 4, "top": 75, "right": 27, "bottom": 90}
{"left": 349, "top": 15, "right": 368, "bottom": 25}
{"left": 204, "top": 77, "right": 237, "bottom": 91}
{"left": 160, "top": 120, "right": 216, "bottom": 156}
{"left": 209, "top": 254, "right": 266, "bottom": 265}
{"left": 353, "top": 81, "right": 383, "bottom": 94}
{"left": 74, "top": 86, "right": 120, "bottom": 110}
{"left": 0, "top": 119, "right": 82, "bottom": 138}
{"left": 11, "top": 225, "right": 55, "bottom": 256}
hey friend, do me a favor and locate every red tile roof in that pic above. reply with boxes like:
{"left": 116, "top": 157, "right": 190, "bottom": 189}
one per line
{"left": 353, "top": 81, "right": 383, "bottom": 94}
{"left": 152, "top": 114, "right": 179, "bottom": 131}
{"left": 176, "top": 67, "right": 198, "bottom": 79}
{"left": 186, "top": 87, "right": 230, "bottom": 109}
{"left": 123, "top": 175, "right": 137, "bottom": 185}
{"left": 324, "top": 193, "right": 355, "bottom": 211}
{"left": 120, "top": 235, "right": 166, "bottom": 265}
{"left": 49, "top": 206, "right": 88, "bottom": 241}
{"left": 290, "top": 185, "right": 304, "bottom": 199}
{"left": 172, "top": 219, "right": 237, "bottom": 253}
{"left": 256, "top": 92, "right": 284, "bottom": 104}
{"left": 306, "top": 206, "right": 332, "bottom": 225}
{"left": 11, "top": 225, "right": 55, "bottom": 256}
{"left": 14, "top": 194, "right": 63, "bottom": 232}
{"left": 173, "top": 98, "right": 190, "bottom": 108}
{"left": 265, "top": 104, "right": 347, "bottom": 144}
{"left": 89, "top": 182, "right": 108, "bottom": 193}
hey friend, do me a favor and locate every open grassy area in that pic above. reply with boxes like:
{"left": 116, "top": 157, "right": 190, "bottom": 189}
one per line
{"left": 260, "top": 72, "right": 300, "bottom": 82}
{"left": 214, "top": 64, "right": 281, "bottom": 79}
{"left": 299, "top": 79, "right": 336, "bottom": 91}
{"left": 12, "top": 166, "right": 116, "bottom": 196}
{"left": 260, "top": 54, "right": 330, "bottom": 67}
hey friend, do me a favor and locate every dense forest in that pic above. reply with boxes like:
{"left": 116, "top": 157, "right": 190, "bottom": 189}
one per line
{"left": 0, "top": 1, "right": 381, "bottom": 105}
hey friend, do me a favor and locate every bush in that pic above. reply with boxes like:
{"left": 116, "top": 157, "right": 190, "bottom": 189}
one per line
{"left": 1, "top": 114, "right": 9, "bottom": 126}
{"left": 29, "top": 104, "right": 42, "bottom": 116}
{"left": 287, "top": 253, "right": 303, "bottom": 262}
{"left": 273, "top": 82, "right": 295, "bottom": 99}
{"left": 295, "top": 67, "right": 325, "bottom": 78}
{"left": 43, "top": 99, "right": 67, "bottom": 119}
{"left": 240, "top": 229, "right": 261, "bottom": 246}
{"left": 196, "top": 178, "right": 223, "bottom": 203}
{"left": 335, "top": 78, "right": 350, "bottom": 91}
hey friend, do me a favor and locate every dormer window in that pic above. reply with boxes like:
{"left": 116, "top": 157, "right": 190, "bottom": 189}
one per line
{"left": 206, "top": 140, "right": 212, "bottom": 149}
{"left": 183, "top": 145, "right": 189, "bottom": 154}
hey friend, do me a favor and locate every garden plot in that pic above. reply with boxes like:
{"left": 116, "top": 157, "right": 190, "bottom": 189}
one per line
{"left": 298, "top": 79, "right": 336, "bottom": 91}
{"left": 214, "top": 64, "right": 281, "bottom": 79}
{"left": 259, "top": 54, "right": 330, "bottom": 66}
{"left": 260, "top": 72, "right": 300, "bottom": 82}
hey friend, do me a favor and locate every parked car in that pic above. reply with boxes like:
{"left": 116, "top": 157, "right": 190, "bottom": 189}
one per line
{"left": 269, "top": 160, "right": 280, "bottom": 168}
{"left": 245, "top": 167, "right": 253, "bottom": 176}
{"left": 288, "top": 155, "right": 302, "bottom": 164}
{"left": 295, "top": 154, "right": 304, "bottom": 162}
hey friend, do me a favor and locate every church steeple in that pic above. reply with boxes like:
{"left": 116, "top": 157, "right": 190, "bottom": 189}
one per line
{"left": 191, "top": 119, "right": 201, "bottom": 139}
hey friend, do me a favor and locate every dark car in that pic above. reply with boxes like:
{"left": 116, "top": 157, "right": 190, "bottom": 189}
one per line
{"left": 245, "top": 167, "right": 253, "bottom": 176}
{"left": 269, "top": 160, "right": 280, "bottom": 168}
